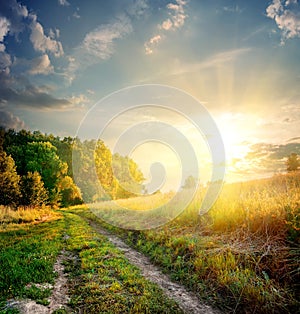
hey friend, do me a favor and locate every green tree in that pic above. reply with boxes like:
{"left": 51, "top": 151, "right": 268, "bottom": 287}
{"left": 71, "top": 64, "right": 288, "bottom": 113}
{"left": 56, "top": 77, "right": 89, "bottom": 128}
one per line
{"left": 25, "top": 142, "right": 67, "bottom": 204}
{"left": 286, "top": 153, "right": 300, "bottom": 172}
{"left": 51, "top": 136, "right": 74, "bottom": 177}
{"left": 72, "top": 138, "right": 102, "bottom": 202}
{"left": 21, "top": 171, "right": 48, "bottom": 207}
{"left": 0, "top": 151, "right": 21, "bottom": 207}
{"left": 112, "top": 153, "right": 145, "bottom": 199}
{"left": 94, "top": 140, "right": 115, "bottom": 199}
{"left": 58, "top": 176, "right": 83, "bottom": 207}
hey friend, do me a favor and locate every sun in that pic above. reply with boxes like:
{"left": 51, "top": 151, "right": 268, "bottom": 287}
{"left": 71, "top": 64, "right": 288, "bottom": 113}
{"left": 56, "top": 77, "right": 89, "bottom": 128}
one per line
{"left": 215, "top": 113, "right": 252, "bottom": 165}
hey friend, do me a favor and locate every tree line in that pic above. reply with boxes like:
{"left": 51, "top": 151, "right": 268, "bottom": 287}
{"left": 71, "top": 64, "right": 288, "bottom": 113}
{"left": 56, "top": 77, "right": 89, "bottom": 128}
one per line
{"left": 0, "top": 128, "right": 144, "bottom": 208}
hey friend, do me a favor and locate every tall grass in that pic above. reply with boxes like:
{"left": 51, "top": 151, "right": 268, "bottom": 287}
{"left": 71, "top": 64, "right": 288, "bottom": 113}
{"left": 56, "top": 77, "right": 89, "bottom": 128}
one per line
{"left": 0, "top": 206, "right": 58, "bottom": 225}
{"left": 182, "top": 172, "right": 300, "bottom": 242}
{"left": 86, "top": 172, "right": 300, "bottom": 313}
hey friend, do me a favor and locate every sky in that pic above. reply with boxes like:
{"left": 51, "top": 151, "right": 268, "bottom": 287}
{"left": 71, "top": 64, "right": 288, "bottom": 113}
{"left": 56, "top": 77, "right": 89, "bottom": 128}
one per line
{"left": 0, "top": 0, "right": 300, "bottom": 189}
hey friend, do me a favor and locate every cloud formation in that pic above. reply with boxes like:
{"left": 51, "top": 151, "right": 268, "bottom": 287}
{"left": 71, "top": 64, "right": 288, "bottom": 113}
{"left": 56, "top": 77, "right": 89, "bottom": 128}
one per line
{"left": 83, "top": 16, "right": 132, "bottom": 59}
{"left": 0, "top": 17, "right": 10, "bottom": 52}
{"left": 144, "top": 35, "right": 162, "bottom": 55}
{"left": 230, "top": 141, "right": 300, "bottom": 178}
{"left": 0, "top": 0, "right": 28, "bottom": 37}
{"left": 29, "top": 14, "right": 64, "bottom": 57}
{"left": 28, "top": 54, "right": 54, "bottom": 75}
{"left": 266, "top": 0, "right": 300, "bottom": 43}
{"left": 0, "top": 51, "right": 12, "bottom": 73}
{"left": 67, "top": 14, "right": 132, "bottom": 82}
{"left": 0, "top": 71, "right": 72, "bottom": 110}
{"left": 145, "top": 0, "right": 188, "bottom": 54}
{"left": 0, "top": 110, "right": 26, "bottom": 130}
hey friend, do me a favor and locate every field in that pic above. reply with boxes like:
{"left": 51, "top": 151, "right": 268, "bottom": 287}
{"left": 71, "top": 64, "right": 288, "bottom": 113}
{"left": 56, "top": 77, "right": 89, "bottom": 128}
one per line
{"left": 0, "top": 172, "right": 299, "bottom": 313}
{"left": 89, "top": 172, "right": 300, "bottom": 313}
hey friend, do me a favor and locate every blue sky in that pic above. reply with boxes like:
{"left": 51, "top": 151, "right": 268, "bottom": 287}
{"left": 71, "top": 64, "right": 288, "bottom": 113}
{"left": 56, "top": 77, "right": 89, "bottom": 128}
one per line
{"left": 0, "top": 0, "right": 300, "bottom": 184}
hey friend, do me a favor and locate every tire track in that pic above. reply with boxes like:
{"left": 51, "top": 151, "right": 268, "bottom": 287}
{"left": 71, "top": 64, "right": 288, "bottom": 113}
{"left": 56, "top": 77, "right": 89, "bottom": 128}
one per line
{"left": 88, "top": 219, "right": 220, "bottom": 314}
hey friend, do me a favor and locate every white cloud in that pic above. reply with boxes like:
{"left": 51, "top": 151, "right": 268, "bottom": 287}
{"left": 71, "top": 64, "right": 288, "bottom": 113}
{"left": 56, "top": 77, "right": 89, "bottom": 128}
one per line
{"left": 0, "top": 17, "right": 10, "bottom": 52}
{"left": 266, "top": 0, "right": 300, "bottom": 43}
{"left": 0, "top": 51, "right": 12, "bottom": 73}
{"left": 14, "top": 1, "right": 28, "bottom": 17}
{"left": 145, "top": 0, "right": 188, "bottom": 55}
{"left": 83, "top": 15, "right": 132, "bottom": 59}
{"left": 165, "top": 0, "right": 187, "bottom": 29}
{"left": 68, "top": 94, "right": 89, "bottom": 107}
{"left": 66, "top": 15, "right": 132, "bottom": 82}
{"left": 58, "top": 0, "right": 70, "bottom": 6}
{"left": 29, "top": 14, "right": 64, "bottom": 57}
{"left": 160, "top": 19, "right": 173, "bottom": 30}
{"left": 28, "top": 54, "right": 54, "bottom": 75}
{"left": 144, "top": 35, "right": 162, "bottom": 54}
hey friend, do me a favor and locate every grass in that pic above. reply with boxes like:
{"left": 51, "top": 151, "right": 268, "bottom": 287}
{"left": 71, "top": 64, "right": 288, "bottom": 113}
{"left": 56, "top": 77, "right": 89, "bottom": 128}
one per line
{"left": 85, "top": 172, "right": 300, "bottom": 313}
{"left": 63, "top": 210, "right": 183, "bottom": 313}
{"left": 0, "top": 206, "right": 60, "bottom": 225}
{"left": 0, "top": 206, "right": 183, "bottom": 313}
{"left": 0, "top": 213, "right": 65, "bottom": 310}
{"left": 1, "top": 172, "right": 299, "bottom": 313}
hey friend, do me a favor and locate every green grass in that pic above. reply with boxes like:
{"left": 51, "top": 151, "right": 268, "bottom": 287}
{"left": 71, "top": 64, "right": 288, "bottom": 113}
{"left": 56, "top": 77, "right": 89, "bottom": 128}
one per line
{"left": 0, "top": 208, "right": 184, "bottom": 313}
{"left": 79, "top": 172, "right": 300, "bottom": 313}
{"left": 1, "top": 172, "right": 299, "bottom": 313}
{"left": 0, "top": 215, "right": 65, "bottom": 310}
{"left": 63, "top": 211, "right": 183, "bottom": 313}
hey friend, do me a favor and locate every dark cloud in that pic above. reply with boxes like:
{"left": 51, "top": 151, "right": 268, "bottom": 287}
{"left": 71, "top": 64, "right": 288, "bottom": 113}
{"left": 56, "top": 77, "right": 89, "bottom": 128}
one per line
{"left": 0, "top": 109, "right": 26, "bottom": 130}
{"left": 0, "top": 0, "right": 28, "bottom": 39}
{"left": 244, "top": 142, "right": 300, "bottom": 174}
{"left": 0, "top": 71, "right": 71, "bottom": 110}
{"left": 288, "top": 136, "right": 300, "bottom": 142}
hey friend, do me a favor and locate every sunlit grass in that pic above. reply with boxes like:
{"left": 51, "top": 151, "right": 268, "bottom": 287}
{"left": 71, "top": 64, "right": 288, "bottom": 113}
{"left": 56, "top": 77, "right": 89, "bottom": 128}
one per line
{"left": 0, "top": 208, "right": 183, "bottom": 313}
{"left": 0, "top": 206, "right": 60, "bottom": 226}
{"left": 81, "top": 172, "right": 300, "bottom": 313}
{"left": 63, "top": 211, "right": 183, "bottom": 313}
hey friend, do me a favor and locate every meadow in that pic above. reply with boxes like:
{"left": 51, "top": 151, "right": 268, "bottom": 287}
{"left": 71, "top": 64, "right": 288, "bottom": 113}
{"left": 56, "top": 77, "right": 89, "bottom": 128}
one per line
{"left": 88, "top": 172, "right": 300, "bottom": 313}
{"left": 0, "top": 172, "right": 299, "bottom": 313}
{"left": 0, "top": 207, "right": 182, "bottom": 313}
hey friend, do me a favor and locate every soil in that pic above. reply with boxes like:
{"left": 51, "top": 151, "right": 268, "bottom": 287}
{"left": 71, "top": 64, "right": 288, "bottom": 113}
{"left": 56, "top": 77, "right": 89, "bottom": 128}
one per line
{"left": 5, "top": 250, "right": 72, "bottom": 314}
{"left": 5, "top": 218, "right": 220, "bottom": 314}
{"left": 88, "top": 219, "right": 220, "bottom": 314}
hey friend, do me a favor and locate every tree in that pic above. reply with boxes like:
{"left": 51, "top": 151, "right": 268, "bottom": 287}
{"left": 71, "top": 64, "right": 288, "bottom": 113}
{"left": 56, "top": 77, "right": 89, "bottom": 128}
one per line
{"left": 0, "top": 151, "right": 21, "bottom": 207}
{"left": 94, "top": 140, "right": 115, "bottom": 199}
{"left": 112, "top": 153, "right": 145, "bottom": 199}
{"left": 58, "top": 176, "right": 83, "bottom": 207}
{"left": 286, "top": 153, "right": 300, "bottom": 172}
{"left": 51, "top": 136, "right": 74, "bottom": 177}
{"left": 21, "top": 171, "right": 48, "bottom": 207}
{"left": 72, "top": 138, "right": 102, "bottom": 202}
{"left": 25, "top": 142, "right": 67, "bottom": 204}
{"left": 182, "top": 175, "right": 197, "bottom": 189}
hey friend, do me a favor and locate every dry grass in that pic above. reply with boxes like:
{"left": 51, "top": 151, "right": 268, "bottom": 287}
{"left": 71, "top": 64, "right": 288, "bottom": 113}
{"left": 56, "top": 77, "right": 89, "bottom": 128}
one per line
{"left": 86, "top": 172, "right": 300, "bottom": 312}
{"left": 0, "top": 206, "right": 60, "bottom": 226}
